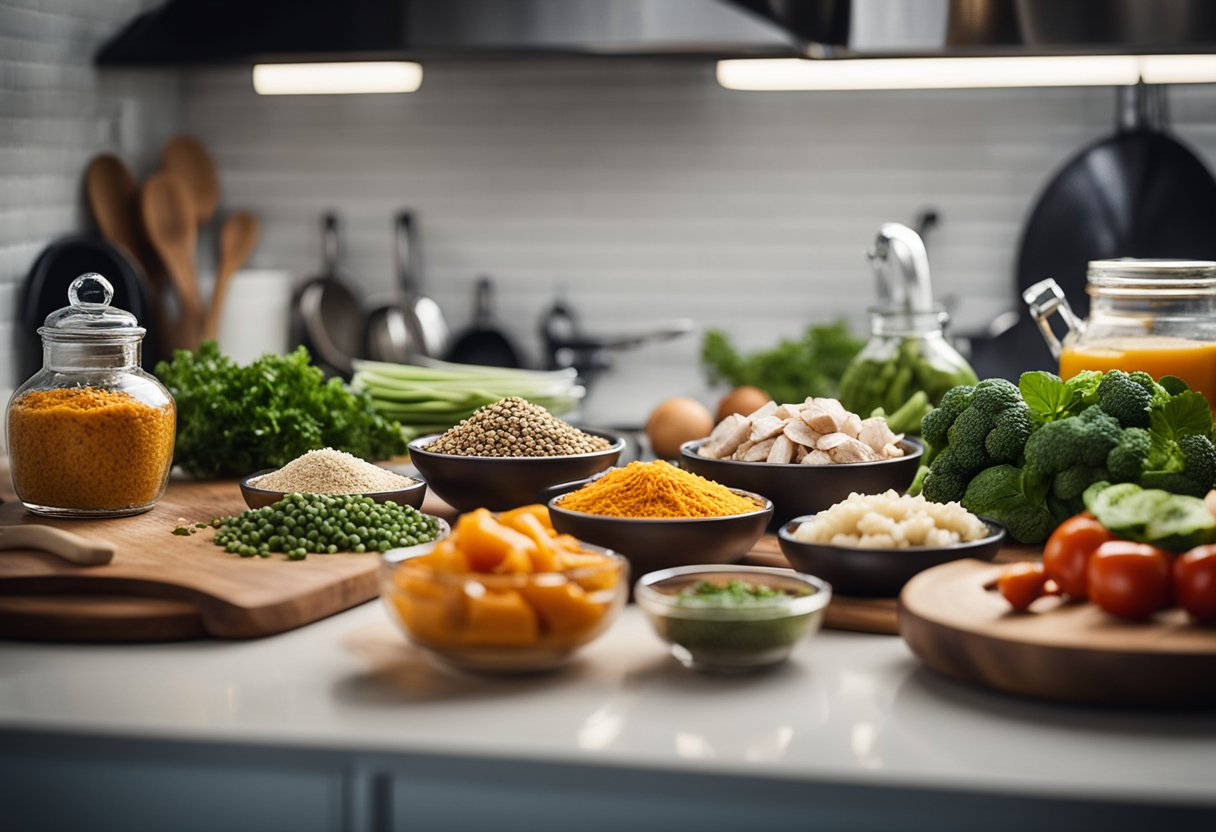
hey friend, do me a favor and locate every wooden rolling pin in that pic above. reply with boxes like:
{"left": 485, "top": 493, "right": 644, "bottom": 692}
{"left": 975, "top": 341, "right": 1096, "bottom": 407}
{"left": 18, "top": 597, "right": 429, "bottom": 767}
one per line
{"left": 0, "top": 526, "right": 115, "bottom": 566}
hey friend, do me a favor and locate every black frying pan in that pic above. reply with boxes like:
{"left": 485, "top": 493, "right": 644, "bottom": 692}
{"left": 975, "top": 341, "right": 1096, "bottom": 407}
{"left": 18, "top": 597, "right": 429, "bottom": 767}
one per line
{"left": 18, "top": 235, "right": 159, "bottom": 380}
{"left": 974, "top": 86, "right": 1216, "bottom": 380}
{"left": 444, "top": 276, "right": 522, "bottom": 368}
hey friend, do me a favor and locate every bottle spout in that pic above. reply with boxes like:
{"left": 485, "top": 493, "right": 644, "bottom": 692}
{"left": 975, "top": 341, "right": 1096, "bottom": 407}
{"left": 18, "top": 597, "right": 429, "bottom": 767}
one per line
{"left": 868, "top": 223, "right": 934, "bottom": 313}
{"left": 1022, "top": 278, "right": 1084, "bottom": 360}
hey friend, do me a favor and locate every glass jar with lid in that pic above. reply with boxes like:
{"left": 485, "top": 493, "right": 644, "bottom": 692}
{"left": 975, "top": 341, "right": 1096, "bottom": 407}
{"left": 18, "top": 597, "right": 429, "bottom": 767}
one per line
{"left": 839, "top": 307, "right": 978, "bottom": 417}
{"left": 5, "top": 273, "right": 175, "bottom": 517}
{"left": 1024, "top": 259, "right": 1216, "bottom": 407}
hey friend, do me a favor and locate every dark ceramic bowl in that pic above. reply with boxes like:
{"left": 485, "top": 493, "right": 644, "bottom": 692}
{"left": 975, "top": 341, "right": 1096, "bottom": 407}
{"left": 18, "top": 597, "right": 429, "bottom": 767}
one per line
{"left": 680, "top": 437, "right": 924, "bottom": 529}
{"left": 239, "top": 469, "right": 427, "bottom": 510}
{"left": 407, "top": 430, "right": 624, "bottom": 512}
{"left": 777, "top": 516, "right": 1005, "bottom": 597}
{"left": 546, "top": 481, "right": 773, "bottom": 576}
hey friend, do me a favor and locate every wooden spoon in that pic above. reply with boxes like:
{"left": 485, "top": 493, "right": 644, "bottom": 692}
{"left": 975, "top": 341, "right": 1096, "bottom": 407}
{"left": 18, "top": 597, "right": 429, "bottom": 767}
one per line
{"left": 202, "top": 211, "right": 260, "bottom": 341}
{"left": 84, "top": 154, "right": 145, "bottom": 266}
{"left": 0, "top": 526, "right": 115, "bottom": 566}
{"left": 141, "top": 171, "right": 203, "bottom": 344}
{"left": 161, "top": 135, "right": 220, "bottom": 225}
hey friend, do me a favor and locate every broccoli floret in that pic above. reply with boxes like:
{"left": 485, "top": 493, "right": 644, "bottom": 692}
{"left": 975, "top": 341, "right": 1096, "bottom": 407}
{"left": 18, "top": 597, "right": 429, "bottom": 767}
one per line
{"left": 946, "top": 407, "right": 996, "bottom": 473}
{"left": 922, "top": 453, "right": 968, "bottom": 504}
{"left": 1179, "top": 434, "right": 1216, "bottom": 492}
{"left": 1107, "top": 427, "right": 1151, "bottom": 482}
{"left": 985, "top": 407, "right": 1033, "bottom": 463}
{"left": 970, "top": 378, "right": 1022, "bottom": 414}
{"left": 961, "top": 464, "right": 1056, "bottom": 544}
{"left": 921, "top": 385, "right": 974, "bottom": 449}
{"left": 1097, "top": 369, "right": 1153, "bottom": 428}
{"left": 1139, "top": 472, "right": 1207, "bottom": 499}
{"left": 1023, "top": 406, "right": 1122, "bottom": 478}
{"left": 1052, "top": 465, "right": 1110, "bottom": 502}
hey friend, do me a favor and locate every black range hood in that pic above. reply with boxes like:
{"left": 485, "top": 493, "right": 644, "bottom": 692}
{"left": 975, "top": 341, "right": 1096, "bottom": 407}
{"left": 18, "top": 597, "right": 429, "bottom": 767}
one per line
{"left": 96, "top": 0, "right": 1216, "bottom": 68}
{"left": 96, "top": 0, "right": 798, "bottom": 65}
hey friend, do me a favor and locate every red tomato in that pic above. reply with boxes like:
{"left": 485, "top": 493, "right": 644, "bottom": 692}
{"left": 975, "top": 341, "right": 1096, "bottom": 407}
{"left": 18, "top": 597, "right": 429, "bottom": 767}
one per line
{"left": 998, "top": 562, "right": 1048, "bottom": 611}
{"left": 1087, "top": 541, "right": 1173, "bottom": 620}
{"left": 1043, "top": 514, "right": 1115, "bottom": 600}
{"left": 1174, "top": 546, "right": 1216, "bottom": 623}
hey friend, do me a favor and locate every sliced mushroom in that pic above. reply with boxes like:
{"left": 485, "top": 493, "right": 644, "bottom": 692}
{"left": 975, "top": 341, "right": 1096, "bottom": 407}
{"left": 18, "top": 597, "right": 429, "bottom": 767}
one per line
{"left": 816, "top": 432, "right": 856, "bottom": 452}
{"left": 802, "top": 398, "right": 849, "bottom": 434}
{"left": 794, "top": 444, "right": 809, "bottom": 463}
{"left": 841, "top": 412, "right": 863, "bottom": 438}
{"left": 801, "top": 449, "right": 833, "bottom": 465}
{"left": 746, "top": 400, "right": 778, "bottom": 420}
{"left": 826, "top": 436, "right": 880, "bottom": 464}
{"left": 742, "top": 437, "right": 777, "bottom": 462}
{"left": 858, "top": 417, "right": 898, "bottom": 453}
{"left": 774, "top": 402, "right": 804, "bottom": 421}
{"left": 882, "top": 442, "right": 906, "bottom": 459}
{"left": 766, "top": 434, "right": 796, "bottom": 464}
{"left": 699, "top": 414, "right": 751, "bottom": 459}
{"left": 783, "top": 419, "right": 822, "bottom": 448}
{"left": 731, "top": 438, "right": 757, "bottom": 460}
{"left": 749, "top": 415, "right": 787, "bottom": 443}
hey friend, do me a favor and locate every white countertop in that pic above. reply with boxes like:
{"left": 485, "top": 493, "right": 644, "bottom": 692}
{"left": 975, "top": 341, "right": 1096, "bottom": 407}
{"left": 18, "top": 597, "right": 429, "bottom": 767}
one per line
{"left": 0, "top": 602, "right": 1212, "bottom": 807}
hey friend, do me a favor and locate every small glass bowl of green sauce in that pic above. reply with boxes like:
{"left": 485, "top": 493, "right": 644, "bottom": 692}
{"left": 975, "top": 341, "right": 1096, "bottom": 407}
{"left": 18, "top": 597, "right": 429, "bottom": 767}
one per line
{"left": 635, "top": 565, "right": 832, "bottom": 673}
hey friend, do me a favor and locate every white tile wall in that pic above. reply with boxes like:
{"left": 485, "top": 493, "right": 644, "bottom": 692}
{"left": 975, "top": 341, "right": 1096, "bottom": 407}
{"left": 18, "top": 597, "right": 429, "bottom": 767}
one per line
{"left": 0, "top": 0, "right": 180, "bottom": 398}
{"left": 181, "top": 60, "right": 1216, "bottom": 421}
{"left": 6, "top": 3, "right": 1216, "bottom": 425}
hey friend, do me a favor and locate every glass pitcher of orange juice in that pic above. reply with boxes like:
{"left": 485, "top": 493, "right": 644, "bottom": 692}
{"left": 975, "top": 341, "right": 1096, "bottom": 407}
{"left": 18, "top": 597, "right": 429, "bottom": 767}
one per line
{"left": 1023, "top": 260, "right": 1216, "bottom": 407}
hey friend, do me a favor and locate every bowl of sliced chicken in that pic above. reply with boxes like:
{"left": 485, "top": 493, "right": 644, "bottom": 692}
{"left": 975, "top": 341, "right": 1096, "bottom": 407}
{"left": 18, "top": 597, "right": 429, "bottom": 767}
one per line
{"left": 679, "top": 397, "right": 923, "bottom": 529}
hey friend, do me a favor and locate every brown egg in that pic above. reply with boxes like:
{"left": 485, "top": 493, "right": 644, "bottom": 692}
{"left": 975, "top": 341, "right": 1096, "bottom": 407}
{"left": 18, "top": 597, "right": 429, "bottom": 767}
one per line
{"left": 716, "top": 386, "right": 771, "bottom": 422}
{"left": 646, "top": 397, "right": 715, "bottom": 459}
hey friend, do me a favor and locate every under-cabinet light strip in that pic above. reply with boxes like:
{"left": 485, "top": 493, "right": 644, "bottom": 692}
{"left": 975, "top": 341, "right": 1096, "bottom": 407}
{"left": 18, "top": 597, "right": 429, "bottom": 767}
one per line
{"left": 717, "top": 55, "right": 1216, "bottom": 91}
{"left": 253, "top": 62, "right": 423, "bottom": 95}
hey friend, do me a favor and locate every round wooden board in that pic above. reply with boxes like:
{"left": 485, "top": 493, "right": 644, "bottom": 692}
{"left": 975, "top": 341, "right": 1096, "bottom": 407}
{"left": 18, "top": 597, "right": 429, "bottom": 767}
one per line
{"left": 898, "top": 559, "right": 1216, "bottom": 706}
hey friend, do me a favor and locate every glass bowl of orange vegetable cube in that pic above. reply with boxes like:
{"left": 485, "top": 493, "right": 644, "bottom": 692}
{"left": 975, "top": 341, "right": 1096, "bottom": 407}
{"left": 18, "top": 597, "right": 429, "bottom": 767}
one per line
{"left": 380, "top": 504, "right": 629, "bottom": 673}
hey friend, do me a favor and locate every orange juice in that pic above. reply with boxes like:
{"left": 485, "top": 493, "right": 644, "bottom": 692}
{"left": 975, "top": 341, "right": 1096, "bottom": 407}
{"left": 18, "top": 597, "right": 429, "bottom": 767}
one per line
{"left": 1060, "top": 336, "right": 1216, "bottom": 408}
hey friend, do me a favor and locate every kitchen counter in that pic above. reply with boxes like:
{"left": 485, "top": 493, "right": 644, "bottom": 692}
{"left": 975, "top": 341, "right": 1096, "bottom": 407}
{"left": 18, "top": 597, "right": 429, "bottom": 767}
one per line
{"left": 1, "top": 602, "right": 1213, "bottom": 831}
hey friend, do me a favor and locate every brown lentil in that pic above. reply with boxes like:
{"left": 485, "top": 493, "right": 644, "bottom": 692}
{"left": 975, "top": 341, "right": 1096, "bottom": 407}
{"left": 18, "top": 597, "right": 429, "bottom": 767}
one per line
{"left": 424, "top": 397, "right": 610, "bottom": 457}
{"left": 8, "top": 387, "right": 175, "bottom": 511}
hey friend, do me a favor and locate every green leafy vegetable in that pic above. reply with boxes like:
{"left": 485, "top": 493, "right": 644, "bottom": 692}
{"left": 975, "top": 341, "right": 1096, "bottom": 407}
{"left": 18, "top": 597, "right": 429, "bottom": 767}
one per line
{"left": 701, "top": 321, "right": 864, "bottom": 405}
{"left": 156, "top": 342, "right": 406, "bottom": 479}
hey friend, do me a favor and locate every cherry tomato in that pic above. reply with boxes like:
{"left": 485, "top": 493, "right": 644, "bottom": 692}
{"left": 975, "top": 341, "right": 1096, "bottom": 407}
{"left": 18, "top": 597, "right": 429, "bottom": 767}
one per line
{"left": 1174, "top": 545, "right": 1216, "bottom": 623}
{"left": 1087, "top": 541, "right": 1173, "bottom": 620}
{"left": 998, "top": 562, "right": 1049, "bottom": 611}
{"left": 1043, "top": 514, "right": 1114, "bottom": 600}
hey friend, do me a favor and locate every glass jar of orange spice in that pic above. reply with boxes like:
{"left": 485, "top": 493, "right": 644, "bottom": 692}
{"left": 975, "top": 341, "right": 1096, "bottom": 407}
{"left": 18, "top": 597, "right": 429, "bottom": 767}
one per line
{"left": 4, "top": 273, "right": 175, "bottom": 517}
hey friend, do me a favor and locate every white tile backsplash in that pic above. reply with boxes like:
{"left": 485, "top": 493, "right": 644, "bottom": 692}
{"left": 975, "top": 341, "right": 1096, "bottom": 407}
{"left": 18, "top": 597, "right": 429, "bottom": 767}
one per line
{"left": 0, "top": 0, "right": 179, "bottom": 398}
{"left": 6, "top": 3, "right": 1216, "bottom": 424}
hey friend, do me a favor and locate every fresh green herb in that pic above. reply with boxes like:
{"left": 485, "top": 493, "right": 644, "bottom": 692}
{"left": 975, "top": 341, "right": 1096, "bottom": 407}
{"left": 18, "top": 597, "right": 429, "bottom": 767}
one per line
{"left": 701, "top": 321, "right": 864, "bottom": 405}
{"left": 172, "top": 526, "right": 194, "bottom": 536}
{"left": 210, "top": 492, "right": 442, "bottom": 560}
{"left": 156, "top": 342, "right": 406, "bottom": 478}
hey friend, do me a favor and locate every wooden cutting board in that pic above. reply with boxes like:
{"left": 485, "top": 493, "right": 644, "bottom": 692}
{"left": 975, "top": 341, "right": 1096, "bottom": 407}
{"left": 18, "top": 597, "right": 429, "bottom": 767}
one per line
{"left": 899, "top": 559, "right": 1216, "bottom": 706}
{"left": 743, "top": 536, "right": 1038, "bottom": 635}
{"left": 0, "top": 480, "right": 388, "bottom": 641}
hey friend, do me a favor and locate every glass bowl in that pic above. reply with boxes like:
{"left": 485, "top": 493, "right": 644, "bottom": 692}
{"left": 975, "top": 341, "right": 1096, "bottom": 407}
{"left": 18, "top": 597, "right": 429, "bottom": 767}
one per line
{"left": 635, "top": 564, "right": 832, "bottom": 673}
{"left": 380, "top": 539, "right": 628, "bottom": 673}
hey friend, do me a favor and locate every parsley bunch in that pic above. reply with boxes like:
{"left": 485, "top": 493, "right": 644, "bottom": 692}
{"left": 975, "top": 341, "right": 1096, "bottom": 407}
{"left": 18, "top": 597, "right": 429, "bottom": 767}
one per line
{"left": 156, "top": 342, "right": 407, "bottom": 478}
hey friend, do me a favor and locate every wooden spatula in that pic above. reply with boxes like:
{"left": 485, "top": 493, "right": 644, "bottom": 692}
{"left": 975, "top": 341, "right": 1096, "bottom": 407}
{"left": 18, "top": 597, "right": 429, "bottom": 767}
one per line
{"left": 0, "top": 526, "right": 115, "bottom": 566}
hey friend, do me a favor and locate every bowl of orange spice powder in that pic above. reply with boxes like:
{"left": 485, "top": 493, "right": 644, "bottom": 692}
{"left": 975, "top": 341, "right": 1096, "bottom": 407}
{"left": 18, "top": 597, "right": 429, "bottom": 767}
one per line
{"left": 545, "top": 460, "right": 773, "bottom": 576}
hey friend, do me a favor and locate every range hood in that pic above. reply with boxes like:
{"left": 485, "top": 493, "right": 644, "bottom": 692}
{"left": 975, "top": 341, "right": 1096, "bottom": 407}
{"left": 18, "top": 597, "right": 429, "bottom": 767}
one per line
{"left": 97, "top": 0, "right": 1216, "bottom": 67}
{"left": 96, "top": 0, "right": 798, "bottom": 65}
{"left": 729, "top": 0, "right": 1216, "bottom": 58}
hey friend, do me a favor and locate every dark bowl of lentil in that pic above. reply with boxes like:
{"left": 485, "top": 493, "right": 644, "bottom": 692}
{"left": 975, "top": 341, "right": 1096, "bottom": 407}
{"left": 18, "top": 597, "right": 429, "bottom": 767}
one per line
{"left": 546, "top": 482, "right": 774, "bottom": 576}
{"left": 239, "top": 469, "right": 427, "bottom": 511}
{"left": 406, "top": 430, "right": 625, "bottom": 512}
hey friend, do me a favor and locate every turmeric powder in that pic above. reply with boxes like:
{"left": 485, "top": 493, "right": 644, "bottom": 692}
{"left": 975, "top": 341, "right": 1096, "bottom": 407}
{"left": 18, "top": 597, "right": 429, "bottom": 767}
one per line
{"left": 556, "top": 460, "right": 759, "bottom": 519}
{"left": 8, "top": 386, "right": 175, "bottom": 514}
